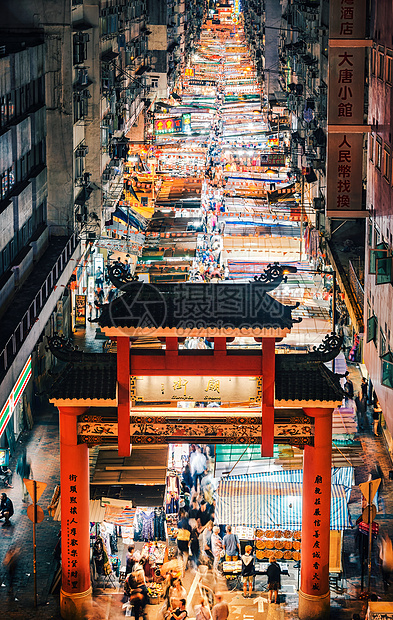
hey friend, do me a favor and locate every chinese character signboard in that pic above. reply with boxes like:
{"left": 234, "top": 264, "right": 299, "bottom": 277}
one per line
{"left": 130, "top": 375, "right": 262, "bottom": 403}
{"left": 329, "top": 0, "right": 366, "bottom": 39}
{"left": 328, "top": 48, "right": 365, "bottom": 125}
{"left": 326, "top": 133, "right": 363, "bottom": 216}
{"left": 327, "top": 0, "right": 368, "bottom": 217}
{"left": 154, "top": 115, "right": 192, "bottom": 135}
{"left": 75, "top": 294, "right": 86, "bottom": 326}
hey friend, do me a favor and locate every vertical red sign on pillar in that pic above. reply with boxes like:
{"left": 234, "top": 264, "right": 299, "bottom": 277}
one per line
{"left": 117, "top": 336, "right": 131, "bottom": 457}
{"left": 299, "top": 408, "right": 333, "bottom": 620}
{"left": 261, "top": 338, "right": 275, "bottom": 457}
{"left": 59, "top": 407, "right": 91, "bottom": 615}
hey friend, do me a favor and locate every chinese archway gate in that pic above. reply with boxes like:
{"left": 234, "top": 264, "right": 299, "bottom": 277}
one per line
{"left": 49, "top": 265, "right": 343, "bottom": 620}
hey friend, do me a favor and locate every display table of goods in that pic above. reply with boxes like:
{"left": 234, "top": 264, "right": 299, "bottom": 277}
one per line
{"left": 147, "top": 582, "right": 164, "bottom": 605}
{"left": 254, "top": 529, "right": 301, "bottom": 562}
{"left": 142, "top": 541, "right": 167, "bottom": 565}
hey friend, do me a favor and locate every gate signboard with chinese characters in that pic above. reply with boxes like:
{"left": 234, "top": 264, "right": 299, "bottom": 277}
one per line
{"left": 130, "top": 375, "right": 262, "bottom": 403}
{"left": 77, "top": 408, "right": 314, "bottom": 447}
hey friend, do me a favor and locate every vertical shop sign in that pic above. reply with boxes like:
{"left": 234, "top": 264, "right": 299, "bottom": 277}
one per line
{"left": 326, "top": 133, "right": 363, "bottom": 216}
{"left": 311, "top": 475, "right": 323, "bottom": 591}
{"left": 329, "top": 0, "right": 366, "bottom": 39}
{"left": 75, "top": 294, "right": 86, "bottom": 326}
{"left": 328, "top": 48, "right": 365, "bottom": 125}
{"left": 327, "top": 0, "right": 368, "bottom": 217}
{"left": 67, "top": 473, "right": 79, "bottom": 590}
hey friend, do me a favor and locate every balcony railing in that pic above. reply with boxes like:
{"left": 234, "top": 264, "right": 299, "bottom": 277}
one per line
{"left": 0, "top": 233, "right": 78, "bottom": 380}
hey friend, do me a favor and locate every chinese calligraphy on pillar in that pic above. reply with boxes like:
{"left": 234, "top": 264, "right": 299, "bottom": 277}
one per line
{"left": 327, "top": 0, "right": 368, "bottom": 217}
{"left": 311, "top": 475, "right": 323, "bottom": 591}
{"left": 327, "top": 133, "right": 363, "bottom": 215}
{"left": 67, "top": 473, "right": 79, "bottom": 590}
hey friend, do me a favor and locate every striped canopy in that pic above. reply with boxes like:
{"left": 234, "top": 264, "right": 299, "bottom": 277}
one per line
{"left": 104, "top": 506, "right": 137, "bottom": 527}
{"left": 215, "top": 475, "right": 351, "bottom": 531}
{"left": 235, "top": 468, "right": 354, "bottom": 502}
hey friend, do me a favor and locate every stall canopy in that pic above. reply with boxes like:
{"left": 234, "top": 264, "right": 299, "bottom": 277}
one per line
{"left": 215, "top": 475, "right": 352, "bottom": 531}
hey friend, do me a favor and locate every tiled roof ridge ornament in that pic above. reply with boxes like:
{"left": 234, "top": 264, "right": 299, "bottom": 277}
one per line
{"left": 276, "top": 332, "right": 344, "bottom": 370}
{"left": 46, "top": 333, "right": 115, "bottom": 365}
{"left": 108, "top": 262, "right": 139, "bottom": 289}
{"left": 313, "top": 332, "right": 343, "bottom": 360}
{"left": 253, "top": 262, "right": 297, "bottom": 291}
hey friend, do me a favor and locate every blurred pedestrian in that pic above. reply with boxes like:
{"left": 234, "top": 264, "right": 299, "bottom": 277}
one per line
{"left": 190, "top": 445, "right": 207, "bottom": 492}
{"left": 195, "top": 597, "right": 211, "bottom": 620}
{"left": 16, "top": 449, "right": 32, "bottom": 502}
{"left": 125, "top": 544, "right": 136, "bottom": 575}
{"left": 177, "top": 509, "right": 191, "bottom": 575}
{"left": 379, "top": 533, "right": 393, "bottom": 591}
{"left": 212, "top": 593, "right": 228, "bottom": 620}
{"left": 3, "top": 544, "right": 20, "bottom": 594}
{"left": 211, "top": 525, "right": 223, "bottom": 572}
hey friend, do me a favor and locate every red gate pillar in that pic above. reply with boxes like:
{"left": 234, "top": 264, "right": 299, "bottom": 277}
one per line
{"left": 299, "top": 407, "right": 334, "bottom": 620}
{"left": 117, "top": 336, "right": 131, "bottom": 457}
{"left": 261, "top": 338, "right": 275, "bottom": 457}
{"left": 59, "top": 406, "right": 91, "bottom": 620}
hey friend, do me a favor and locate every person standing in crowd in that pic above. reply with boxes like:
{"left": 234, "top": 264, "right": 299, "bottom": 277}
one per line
{"left": 190, "top": 523, "right": 202, "bottom": 569}
{"left": 16, "top": 449, "right": 32, "bottom": 502}
{"left": 125, "top": 544, "right": 136, "bottom": 575}
{"left": 168, "top": 598, "right": 188, "bottom": 620}
{"left": 95, "top": 267, "right": 103, "bottom": 288}
{"left": 223, "top": 525, "right": 240, "bottom": 561}
{"left": 241, "top": 545, "right": 255, "bottom": 598}
{"left": 212, "top": 593, "right": 229, "bottom": 620}
{"left": 177, "top": 508, "right": 191, "bottom": 575}
{"left": 190, "top": 445, "right": 207, "bottom": 492}
{"left": 0, "top": 464, "right": 13, "bottom": 488}
{"left": 197, "top": 500, "right": 210, "bottom": 527}
{"left": 169, "top": 577, "right": 187, "bottom": 609}
{"left": 0, "top": 492, "right": 14, "bottom": 526}
{"left": 373, "top": 404, "right": 382, "bottom": 436}
{"left": 361, "top": 377, "right": 368, "bottom": 403}
{"left": 267, "top": 556, "right": 281, "bottom": 604}
{"left": 211, "top": 525, "right": 223, "bottom": 572}
{"left": 344, "top": 372, "right": 354, "bottom": 402}
{"left": 201, "top": 520, "right": 214, "bottom": 567}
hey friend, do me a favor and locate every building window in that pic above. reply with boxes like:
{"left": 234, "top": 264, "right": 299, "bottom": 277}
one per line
{"left": 378, "top": 46, "right": 385, "bottom": 80}
{"left": 376, "top": 255, "right": 393, "bottom": 285}
{"left": 381, "top": 351, "right": 393, "bottom": 389}
{"left": 367, "top": 315, "right": 378, "bottom": 346}
{"left": 369, "top": 134, "right": 374, "bottom": 161}
{"left": 73, "top": 89, "right": 90, "bottom": 123}
{"left": 73, "top": 32, "right": 89, "bottom": 65}
{"left": 386, "top": 50, "right": 393, "bottom": 85}
{"left": 384, "top": 146, "right": 391, "bottom": 182}
{"left": 376, "top": 137, "right": 382, "bottom": 170}
{"left": 369, "top": 242, "right": 389, "bottom": 274}
{"left": 380, "top": 328, "right": 387, "bottom": 356}
{"left": 74, "top": 142, "right": 88, "bottom": 181}
{"left": 371, "top": 45, "right": 376, "bottom": 75}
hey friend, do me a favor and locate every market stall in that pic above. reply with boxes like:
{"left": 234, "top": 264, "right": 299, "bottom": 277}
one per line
{"left": 215, "top": 475, "right": 351, "bottom": 581}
